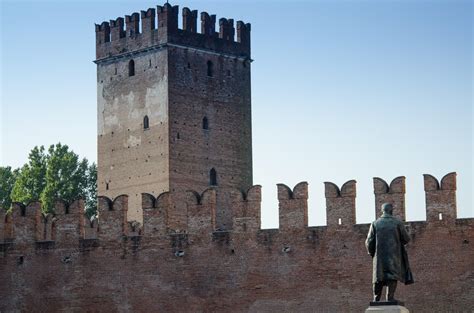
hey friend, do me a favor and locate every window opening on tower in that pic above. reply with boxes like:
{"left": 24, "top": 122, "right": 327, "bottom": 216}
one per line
{"left": 207, "top": 60, "right": 214, "bottom": 77}
{"left": 144, "top": 115, "right": 149, "bottom": 129}
{"left": 210, "top": 168, "right": 217, "bottom": 186}
{"left": 129, "top": 59, "right": 135, "bottom": 76}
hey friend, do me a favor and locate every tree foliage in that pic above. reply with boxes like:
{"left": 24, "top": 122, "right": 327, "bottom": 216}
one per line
{"left": 40, "top": 143, "right": 88, "bottom": 213}
{"left": 10, "top": 146, "right": 47, "bottom": 205}
{"left": 7, "top": 143, "right": 97, "bottom": 216}
{"left": 85, "top": 163, "right": 97, "bottom": 218}
{"left": 0, "top": 166, "right": 19, "bottom": 209}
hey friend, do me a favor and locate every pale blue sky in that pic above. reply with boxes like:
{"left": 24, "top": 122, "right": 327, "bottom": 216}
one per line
{"left": 1, "top": 0, "right": 472, "bottom": 227}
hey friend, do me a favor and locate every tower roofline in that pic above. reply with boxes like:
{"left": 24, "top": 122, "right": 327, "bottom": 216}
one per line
{"left": 95, "top": 3, "right": 251, "bottom": 61}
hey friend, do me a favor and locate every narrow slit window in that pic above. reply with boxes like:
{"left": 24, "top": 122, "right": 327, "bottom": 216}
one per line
{"left": 207, "top": 60, "right": 214, "bottom": 77}
{"left": 106, "top": 182, "right": 109, "bottom": 190}
{"left": 202, "top": 117, "right": 209, "bottom": 130}
{"left": 338, "top": 218, "right": 342, "bottom": 225}
{"left": 143, "top": 115, "right": 149, "bottom": 130}
{"left": 210, "top": 168, "right": 217, "bottom": 186}
{"left": 129, "top": 59, "right": 135, "bottom": 77}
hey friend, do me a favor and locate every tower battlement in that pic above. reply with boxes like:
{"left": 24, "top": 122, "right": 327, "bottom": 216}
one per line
{"left": 94, "top": 3, "right": 251, "bottom": 62}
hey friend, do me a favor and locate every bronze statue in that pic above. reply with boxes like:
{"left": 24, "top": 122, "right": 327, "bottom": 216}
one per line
{"left": 365, "top": 203, "right": 414, "bottom": 303}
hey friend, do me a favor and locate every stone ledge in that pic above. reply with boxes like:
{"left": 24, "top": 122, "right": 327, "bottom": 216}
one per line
{"left": 370, "top": 300, "right": 405, "bottom": 306}
{"left": 366, "top": 305, "right": 409, "bottom": 313}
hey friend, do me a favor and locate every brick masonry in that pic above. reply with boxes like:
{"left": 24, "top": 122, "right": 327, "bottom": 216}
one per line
{"left": 96, "top": 3, "right": 252, "bottom": 227}
{"left": 0, "top": 173, "right": 473, "bottom": 312}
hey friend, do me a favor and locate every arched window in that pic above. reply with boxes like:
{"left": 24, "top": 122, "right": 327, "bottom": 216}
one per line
{"left": 143, "top": 115, "right": 149, "bottom": 130}
{"left": 210, "top": 168, "right": 217, "bottom": 186}
{"left": 129, "top": 59, "right": 135, "bottom": 77}
{"left": 202, "top": 117, "right": 209, "bottom": 130}
{"left": 207, "top": 60, "right": 214, "bottom": 77}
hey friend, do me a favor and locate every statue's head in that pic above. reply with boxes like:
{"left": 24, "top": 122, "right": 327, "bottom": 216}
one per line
{"left": 381, "top": 203, "right": 394, "bottom": 215}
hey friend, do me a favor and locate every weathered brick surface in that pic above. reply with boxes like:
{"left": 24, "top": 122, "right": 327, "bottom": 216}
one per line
{"left": 166, "top": 36, "right": 252, "bottom": 230}
{"left": 186, "top": 189, "right": 216, "bottom": 234}
{"left": 96, "top": 44, "right": 170, "bottom": 222}
{"left": 0, "top": 174, "right": 473, "bottom": 312}
{"left": 142, "top": 192, "right": 169, "bottom": 238}
{"left": 11, "top": 202, "right": 42, "bottom": 248}
{"left": 95, "top": 4, "right": 250, "bottom": 61}
{"left": 424, "top": 172, "right": 457, "bottom": 222}
{"left": 278, "top": 182, "right": 308, "bottom": 230}
{"left": 325, "top": 180, "right": 356, "bottom": 227}
{"left": 374, "top": 176, "right": 406, "bottom": 221}
{"left": 231, "top": 185, "right": 261, "bottom": 233}
{"left": 96, "top": 3, "right": 252, "bottom": 225}
{"left": 97, "top": 195, "right": 128, "bottom": 241}
{"left": 54, "top": 199, "right": 83, "bottom": 248}
{"left": 0, "top": 210, "right": 5, "bottom": 242}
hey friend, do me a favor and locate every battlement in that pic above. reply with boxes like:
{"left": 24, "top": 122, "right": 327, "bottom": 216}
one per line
{"left": 94, "top": 2, "right": 251, "bottom": 62}
{"left": 1, "top": 172, "right": 471, "bottom": 249}
{"left": 1, "top": 172, "right": 473, "bottom": 312}
{"left": 373, "top": 176, "right": 406, "bottom": 221}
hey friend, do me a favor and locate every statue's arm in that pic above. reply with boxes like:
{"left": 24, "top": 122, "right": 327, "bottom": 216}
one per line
{"left": 399, "top": 222, "right": 410, "bottom": 245}
{"left": 365, "top": 222, "right": 376, "bottom": 257}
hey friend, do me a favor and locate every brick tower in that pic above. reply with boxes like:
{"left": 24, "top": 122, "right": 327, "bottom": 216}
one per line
{"left": 95, "top": 3, "right": 252, "bottom": 229}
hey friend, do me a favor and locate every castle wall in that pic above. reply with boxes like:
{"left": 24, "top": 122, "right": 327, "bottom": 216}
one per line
{"left": 1, "top": 173, "right": 472, "bottom": 312}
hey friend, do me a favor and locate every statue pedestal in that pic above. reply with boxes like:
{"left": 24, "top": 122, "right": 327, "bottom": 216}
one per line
{"left": 366, "top": 301, "right": 409, "bottom": 313}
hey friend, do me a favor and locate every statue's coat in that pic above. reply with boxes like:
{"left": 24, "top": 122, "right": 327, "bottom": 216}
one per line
{"left": 366, "top": 213, "right": 411, "bottom": 283}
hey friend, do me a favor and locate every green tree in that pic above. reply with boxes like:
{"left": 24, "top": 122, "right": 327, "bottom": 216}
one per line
{"left": 10, "top": 143, "right": 97, "bottom": 216}
{"left": 41, "top": 143, "right": 88, "bottom": 214}
{"left": 11, "top": 146, "right": 48, "bottom": 205}
{"left": 0, "top": 166, "right": 19, "bottom": 210}
{"left": 85, "top": 163, "right": 98, "bottom": 218}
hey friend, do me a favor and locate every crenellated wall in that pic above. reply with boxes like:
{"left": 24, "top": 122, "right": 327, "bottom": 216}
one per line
{"left": 231, "top": 185, "right": 261, "bottom": 233}
{"left": 0, "top": 172, "right": 472, "bottom": 312}
{"left": 95, "top": 3, "right": 251, "bottom": 62}
{"left": 373, "top": 176, "right": 406, "bottom": 221}
{"left": 324, "top": 180, "right": 356, "bottom": 227}
{"left": 424, "top": 172, "right": 457, "bottom": 221}
{"left": 278, "top": 182, "right": 309, "bottom": 231}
